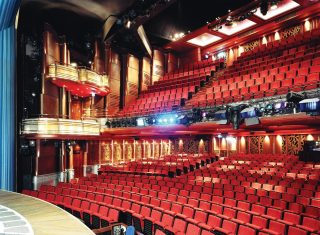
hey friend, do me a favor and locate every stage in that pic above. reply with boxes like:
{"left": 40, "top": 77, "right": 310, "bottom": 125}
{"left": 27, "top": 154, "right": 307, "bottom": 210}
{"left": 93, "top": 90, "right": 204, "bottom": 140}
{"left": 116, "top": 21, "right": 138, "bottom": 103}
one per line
{"left": 0, "top": 190, "right": 94, "bottom": 235}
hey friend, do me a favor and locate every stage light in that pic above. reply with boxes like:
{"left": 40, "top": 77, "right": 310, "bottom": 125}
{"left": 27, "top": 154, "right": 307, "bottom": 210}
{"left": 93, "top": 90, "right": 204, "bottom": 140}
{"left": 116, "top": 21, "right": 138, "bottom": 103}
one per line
{"left": 260, "top": 0, "right": 269, "bottom": 16}
{"left": 158, "top": 119, "right": 163, "bottom": 123}
{"left": 217, "top": 134, "right": 222, "bottom": 138}
{"left": 240, "top": 107, "right": 260, "bottom": 118}
{"left": 136, "top": 118, "right": 145, "bottom": 127}
{"left": 286, "top": 92, "right": 304, "bottom": 103}
{"left": 299, "top": 98, "right": 320, "bottom": 115}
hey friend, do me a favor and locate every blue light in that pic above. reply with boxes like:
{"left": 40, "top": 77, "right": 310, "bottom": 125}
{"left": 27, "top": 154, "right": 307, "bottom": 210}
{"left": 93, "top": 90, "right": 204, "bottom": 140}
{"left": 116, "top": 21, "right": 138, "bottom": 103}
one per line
{"left": 157, "top": 114, "right": 177, "bottom": 125}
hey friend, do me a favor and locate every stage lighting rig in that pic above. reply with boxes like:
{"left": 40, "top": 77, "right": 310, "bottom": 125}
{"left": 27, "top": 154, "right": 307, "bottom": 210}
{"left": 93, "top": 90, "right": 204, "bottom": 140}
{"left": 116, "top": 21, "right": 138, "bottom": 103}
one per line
{"left": 299, "top": 98, "right": 320, "bottom": 116}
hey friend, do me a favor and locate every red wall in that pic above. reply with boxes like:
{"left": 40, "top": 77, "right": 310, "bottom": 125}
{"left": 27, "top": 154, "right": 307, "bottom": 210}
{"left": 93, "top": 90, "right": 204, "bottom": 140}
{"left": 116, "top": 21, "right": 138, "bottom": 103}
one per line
{"left": 38, "top": 141, "right": 58, "bottom": 175}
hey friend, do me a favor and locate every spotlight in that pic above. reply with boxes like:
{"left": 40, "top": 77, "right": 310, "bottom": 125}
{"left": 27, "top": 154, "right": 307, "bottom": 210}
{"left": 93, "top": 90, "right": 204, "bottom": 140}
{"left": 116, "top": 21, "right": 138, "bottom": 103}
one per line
{"left": 105, "top": 121, "right": 111, "bottom": 128}
{"left": 286, "top": 92, "right": 304, "bottom": 103}
{"left": 260, "top": 0, "right": 269, "bottom": 16}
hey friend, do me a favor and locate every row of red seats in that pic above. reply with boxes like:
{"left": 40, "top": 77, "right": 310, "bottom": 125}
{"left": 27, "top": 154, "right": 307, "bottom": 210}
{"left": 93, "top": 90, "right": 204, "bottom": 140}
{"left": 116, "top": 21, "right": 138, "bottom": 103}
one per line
{"left": 188, "top": 74, "right": 319, "bottom": 109}
{"left": 186, "top": 32, "right": 319, "bottom": 109}
{"left": 72, "top": 175, "right": 319, "bottom": 216}
{"left": 216, "top": 56, "right": 320, "bottom": 87}
{"left": 145, "top": 76, "right": 206, "bottom": 94}
{"left": 98, "top": 154, "right": 211, "bottom": 176}
{"left": 28, "top": 176, "right": 319, "bottom": 235}
{"left": 159, "top": 58, "right": 223, "bottom": 81}
{"left": 139, "top": 86, "right": 195, "bottom": 99}
{"left": 239, "top": 29, "right": 320, "bottom": 61}
{"left": 228, "top": 43, "right": 319, "bottom": 78}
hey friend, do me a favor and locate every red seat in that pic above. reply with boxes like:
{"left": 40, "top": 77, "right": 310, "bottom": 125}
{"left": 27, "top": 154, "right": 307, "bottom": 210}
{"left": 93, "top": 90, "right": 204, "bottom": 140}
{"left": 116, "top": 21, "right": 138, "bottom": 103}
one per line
{"left": 238, "top": 225, "right": 257, "bottom": 235}
{"left": 287, "top": 226, "right": 308, "bottom": 235}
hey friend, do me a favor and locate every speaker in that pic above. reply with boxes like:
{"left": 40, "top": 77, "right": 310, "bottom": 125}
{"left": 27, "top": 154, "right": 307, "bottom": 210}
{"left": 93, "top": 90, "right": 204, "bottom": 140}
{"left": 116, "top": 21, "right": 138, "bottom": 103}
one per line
{"left": 245, "top": 117, "right": 260, "bottom": 126}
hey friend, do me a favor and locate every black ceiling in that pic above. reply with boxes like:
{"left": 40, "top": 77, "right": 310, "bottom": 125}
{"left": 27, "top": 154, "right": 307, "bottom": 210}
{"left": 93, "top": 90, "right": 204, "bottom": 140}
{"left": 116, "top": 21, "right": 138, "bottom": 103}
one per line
{"left": 20, "top": 0, "right": 254, "bottom": 54}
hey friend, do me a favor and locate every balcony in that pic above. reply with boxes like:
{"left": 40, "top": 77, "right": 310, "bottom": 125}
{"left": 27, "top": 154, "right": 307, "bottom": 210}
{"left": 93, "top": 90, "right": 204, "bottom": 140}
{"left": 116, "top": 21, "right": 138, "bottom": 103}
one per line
{"left": 21, "top": 118, "right": 101, "bottom": 136}
{"left": 47, "top": 64, "right": 110, "bottom": 97}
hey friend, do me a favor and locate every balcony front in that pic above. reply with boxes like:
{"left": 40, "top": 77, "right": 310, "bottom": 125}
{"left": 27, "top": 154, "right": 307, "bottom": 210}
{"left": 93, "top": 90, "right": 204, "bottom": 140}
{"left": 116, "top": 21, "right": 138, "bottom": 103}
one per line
{"left": 21, "top": 118, "right": 101, "bottom": 136}
{"left": 47, "top": 64, "right": 110, "bottom": 97}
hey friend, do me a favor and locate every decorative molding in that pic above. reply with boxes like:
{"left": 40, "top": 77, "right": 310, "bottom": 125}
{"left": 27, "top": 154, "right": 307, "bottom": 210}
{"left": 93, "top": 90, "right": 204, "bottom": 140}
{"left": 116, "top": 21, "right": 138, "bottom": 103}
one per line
{"left": 281, "top": 25, "right": 301, "bottom": 39}
{"left": 21, "top": 118, "right": 101, "bottom": 136}
{"left": 243, "top": 40, "right": 260, "bottom": 52}
{"left": 275, "top": 12, "right": 297, "bottom": 23}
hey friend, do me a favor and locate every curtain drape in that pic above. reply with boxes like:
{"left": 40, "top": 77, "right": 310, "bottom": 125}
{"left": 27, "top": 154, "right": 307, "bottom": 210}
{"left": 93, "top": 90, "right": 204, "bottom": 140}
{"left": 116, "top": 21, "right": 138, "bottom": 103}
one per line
{"left": 0, "top": 0, "right": 21, "bottom": 191}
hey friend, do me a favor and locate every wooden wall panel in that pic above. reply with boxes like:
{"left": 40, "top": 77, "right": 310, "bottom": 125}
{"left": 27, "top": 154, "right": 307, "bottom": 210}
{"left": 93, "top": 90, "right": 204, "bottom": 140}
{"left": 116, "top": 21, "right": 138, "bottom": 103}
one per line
{"left": 38, "top": 141, "right": 58, "bottom": 175}
{"left": 141, "top": 57, "right": 151, "bottom": 91}
{"left": 167, "top": 52, "right": 178, "bottom": 73}
{"left": 42, "top": 25, "right": 60, "bottom": 117}
{"left": 152, "top": 50, "right": 164, "bottom": 83}
{"left": 70, "top": 98, "right": 82, "bottom": 120}
{"left": 107, "top": 50, "right": 121, "bottom": 115}
{"left": 179, "top": 48, "right": 200, "bottom": 67}
{"left": 73, "top": 144, "right": 84, "bottom": 178}
{"left": 93, "top": 40, "right": 105, "bottom": 74}
{"left": 40, "top": 94, "right": 59, "bottom": 117}
{"left": 126, "top": 55, "right": 139, "bottom": 106}
{"left": 87, "top": 141, "right": 100, "bottom": 165}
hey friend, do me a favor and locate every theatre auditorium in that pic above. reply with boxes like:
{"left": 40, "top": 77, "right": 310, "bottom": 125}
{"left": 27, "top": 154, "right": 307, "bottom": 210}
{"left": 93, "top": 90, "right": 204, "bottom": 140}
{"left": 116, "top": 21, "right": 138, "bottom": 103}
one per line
{"left": 0, "top": 0, "right": 319, "bottom": 234}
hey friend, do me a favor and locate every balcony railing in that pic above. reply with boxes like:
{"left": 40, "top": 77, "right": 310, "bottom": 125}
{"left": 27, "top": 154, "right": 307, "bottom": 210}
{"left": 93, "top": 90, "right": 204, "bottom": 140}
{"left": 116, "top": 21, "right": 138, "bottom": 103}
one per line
{"left": 48, "top": 64, "right": 78, "bottom": 82}
{"left": 48, "top": 64, "right": 108, "bottom": 88}
{"left": 21, "top": 118, "right": 101, "bottom": 136}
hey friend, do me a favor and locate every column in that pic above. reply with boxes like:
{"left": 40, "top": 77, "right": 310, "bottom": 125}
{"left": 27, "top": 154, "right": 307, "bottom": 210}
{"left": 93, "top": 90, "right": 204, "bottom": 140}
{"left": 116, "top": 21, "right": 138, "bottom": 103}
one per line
{"left": 0, "top": 0, "right": 21, "bottom": 191}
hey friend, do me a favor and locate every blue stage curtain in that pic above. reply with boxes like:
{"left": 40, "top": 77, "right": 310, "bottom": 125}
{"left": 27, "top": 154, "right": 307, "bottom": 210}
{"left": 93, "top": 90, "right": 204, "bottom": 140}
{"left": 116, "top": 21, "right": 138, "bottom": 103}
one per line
{"left": 0, "top": 0, "right": 21, "bottom": 191}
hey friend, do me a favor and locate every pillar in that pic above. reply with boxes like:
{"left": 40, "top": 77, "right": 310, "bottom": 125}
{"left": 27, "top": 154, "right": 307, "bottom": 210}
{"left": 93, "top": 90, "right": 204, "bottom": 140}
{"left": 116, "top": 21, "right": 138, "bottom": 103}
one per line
{"left": 0, "top": 0, "right": 21, "bottom": 191}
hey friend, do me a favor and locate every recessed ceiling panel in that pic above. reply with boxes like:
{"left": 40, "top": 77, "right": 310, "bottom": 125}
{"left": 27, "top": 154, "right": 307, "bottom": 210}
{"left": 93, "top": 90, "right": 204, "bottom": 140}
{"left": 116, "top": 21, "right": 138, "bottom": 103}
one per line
{"left": 187, "top": 33, "right": 222, "bottom": 47}
{"left": 254, "top": 0, "right": 300, "bottom": 20}
{"left": 218, "top": 19, "right": 256, "bottom": 36}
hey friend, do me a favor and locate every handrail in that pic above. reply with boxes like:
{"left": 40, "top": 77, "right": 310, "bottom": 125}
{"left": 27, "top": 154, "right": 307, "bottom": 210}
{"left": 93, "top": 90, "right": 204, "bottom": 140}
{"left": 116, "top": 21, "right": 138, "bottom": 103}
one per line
{"left": 48, "top": 63, "right": 109, "bottom": 88}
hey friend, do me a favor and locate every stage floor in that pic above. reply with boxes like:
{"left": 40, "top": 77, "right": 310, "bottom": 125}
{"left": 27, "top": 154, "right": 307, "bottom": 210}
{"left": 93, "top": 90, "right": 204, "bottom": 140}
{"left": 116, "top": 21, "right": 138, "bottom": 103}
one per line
{"left": 0, "top": 190, "right": 94, "bottom": 235}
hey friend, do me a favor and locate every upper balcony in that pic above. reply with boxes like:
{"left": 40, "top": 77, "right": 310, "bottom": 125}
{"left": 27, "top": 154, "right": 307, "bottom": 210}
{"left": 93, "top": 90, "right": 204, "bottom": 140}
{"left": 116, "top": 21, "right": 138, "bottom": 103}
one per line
{"left": 47, "top": 64, "right": 110, "bottom": 97}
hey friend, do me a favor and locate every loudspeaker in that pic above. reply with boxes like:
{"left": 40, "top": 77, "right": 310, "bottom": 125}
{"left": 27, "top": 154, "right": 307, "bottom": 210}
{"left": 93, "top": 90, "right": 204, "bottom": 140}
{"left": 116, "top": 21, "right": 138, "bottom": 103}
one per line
{"left": 245, "top": 117, "right": 260, "bottom": 126}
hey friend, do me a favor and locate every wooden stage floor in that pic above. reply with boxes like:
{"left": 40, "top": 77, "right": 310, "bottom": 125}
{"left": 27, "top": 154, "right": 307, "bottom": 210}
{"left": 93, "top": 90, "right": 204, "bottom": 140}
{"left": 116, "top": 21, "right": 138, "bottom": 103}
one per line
{"left": 0, "top": 190, "right": 94, "bottom": 235}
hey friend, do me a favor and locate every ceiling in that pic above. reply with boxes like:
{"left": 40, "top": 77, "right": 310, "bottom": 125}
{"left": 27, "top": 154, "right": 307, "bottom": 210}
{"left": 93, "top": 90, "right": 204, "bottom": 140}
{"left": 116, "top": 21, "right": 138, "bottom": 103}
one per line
{"left": 19, "top": 0, "right": 254, "bottom": 54}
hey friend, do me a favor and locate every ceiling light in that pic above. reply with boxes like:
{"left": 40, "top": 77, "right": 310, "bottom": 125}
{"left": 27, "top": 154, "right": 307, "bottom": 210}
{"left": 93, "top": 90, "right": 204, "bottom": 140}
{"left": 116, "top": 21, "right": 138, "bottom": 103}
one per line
{"left": 125, "top": 20, "right": 131, "bottom": 28}
{"left": 270, "top": 2, "right": 278, "bottom": 10}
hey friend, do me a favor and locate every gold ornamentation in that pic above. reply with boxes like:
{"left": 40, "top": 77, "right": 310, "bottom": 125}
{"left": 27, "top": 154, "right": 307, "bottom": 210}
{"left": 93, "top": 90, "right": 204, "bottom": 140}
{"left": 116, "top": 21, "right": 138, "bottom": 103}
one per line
{"left": 243, "top": 40, "right": 260, "bottom": 52}
{"left": 281, "top": 25, "right": 301, "bottom": 39}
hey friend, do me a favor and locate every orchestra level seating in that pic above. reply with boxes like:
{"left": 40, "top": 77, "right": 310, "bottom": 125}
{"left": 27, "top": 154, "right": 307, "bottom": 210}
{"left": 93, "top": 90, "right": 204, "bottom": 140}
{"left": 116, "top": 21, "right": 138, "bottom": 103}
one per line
{"left": 23, "top": 154, "right": 320, "bottom": 235}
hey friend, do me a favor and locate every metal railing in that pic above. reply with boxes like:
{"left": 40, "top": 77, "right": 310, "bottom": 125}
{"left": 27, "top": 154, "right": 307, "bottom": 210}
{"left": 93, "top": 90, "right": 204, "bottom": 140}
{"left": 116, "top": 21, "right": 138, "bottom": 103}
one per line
{"left": 48, "top": 64, "right": 109, "bottom": 88}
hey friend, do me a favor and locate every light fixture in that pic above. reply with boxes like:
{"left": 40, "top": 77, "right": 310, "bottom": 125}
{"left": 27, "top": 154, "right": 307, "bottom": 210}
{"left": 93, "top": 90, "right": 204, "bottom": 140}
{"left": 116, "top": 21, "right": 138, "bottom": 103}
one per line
{"left": 270, "top": 2, "right": 278, "bottom": 10}
{"left": 70, "top": 62, "right": 77, "bottom": 67}
{"left": 299, "top": 98, "right": 320, "bottom": 115}
{"left": 125, "top": 20, "right": 131, "bottom": 28}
